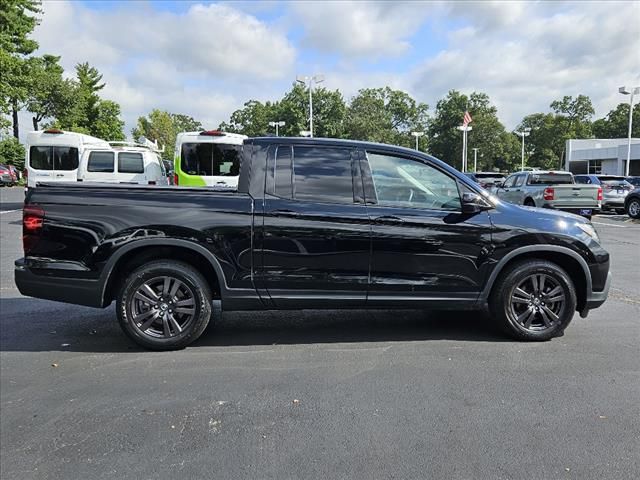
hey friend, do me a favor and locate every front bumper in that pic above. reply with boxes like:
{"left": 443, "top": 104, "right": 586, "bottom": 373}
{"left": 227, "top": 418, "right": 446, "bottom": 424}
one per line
{"left": 585, "top": 270, "right": 611, "bottom": 310}
{"left": 14, "top": 258, "right": 104, "bottom": 308}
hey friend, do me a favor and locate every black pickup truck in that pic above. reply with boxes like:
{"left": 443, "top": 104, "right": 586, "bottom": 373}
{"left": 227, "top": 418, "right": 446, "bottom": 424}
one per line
{"left": 16, "top": 137, "right": 611, "bottom": 349}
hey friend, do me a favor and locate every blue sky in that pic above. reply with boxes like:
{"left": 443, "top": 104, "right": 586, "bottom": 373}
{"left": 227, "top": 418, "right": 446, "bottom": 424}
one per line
{"left": 25, "top": 0, "right": 640, "bottom": 138}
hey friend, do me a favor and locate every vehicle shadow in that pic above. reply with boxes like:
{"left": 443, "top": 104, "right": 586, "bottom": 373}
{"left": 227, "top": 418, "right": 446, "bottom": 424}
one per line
{"left": 0, "top": 297, "right": 508, "bottom": 353}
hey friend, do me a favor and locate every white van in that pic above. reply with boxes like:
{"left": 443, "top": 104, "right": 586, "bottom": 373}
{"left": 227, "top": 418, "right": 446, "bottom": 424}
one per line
{"left": 174, "top": 130, "right": 247, "bottom": 188}
{"left": 78, "top": 140, "right": 169, "bottom": 185}
{"left": 26, "top": 129, "right": 110, "bottom": 188}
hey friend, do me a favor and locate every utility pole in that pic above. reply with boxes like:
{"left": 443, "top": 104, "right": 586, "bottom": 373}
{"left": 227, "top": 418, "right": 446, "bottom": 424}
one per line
{"left": 619, "top": 86, "right": 639, "bottom": 176}
{"left": 411, "top": 131, "right": 425, "bottom": 151}
{"left": 268, "top": 121, "right": 285, "bottom": 137}
{"left": 472, "top": 148, "right": 479, "bottom": 172}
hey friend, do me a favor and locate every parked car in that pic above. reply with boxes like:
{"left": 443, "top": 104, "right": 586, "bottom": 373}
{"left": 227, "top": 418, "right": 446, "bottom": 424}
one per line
{"left": 174, "top": 130, "right": 247, "bottom": 188}
{"left": 496, "top": 171, "right": 601, "bottom": 218}
{"left": 77, "top": 141, "right": 169, "bottom": 186}
{"left": 625, "top": 176, "right": 640, "bottom": 188}
{"left": 470, "top": 172, "right": 507, "bottom": 192}
{"left": 624, "top": 187, "right": 640, "bottom": 219}
{"left": 0, "top": 164, "right": 15, "bottom": 186}
{"left": 15, "top": 137, "right": 611, "bottom": 349}
{"left": 26, "top": 129, "right": 110, "bottom": 188}
{"left": 574, "top": 175, "right": 634, "bottom": 214}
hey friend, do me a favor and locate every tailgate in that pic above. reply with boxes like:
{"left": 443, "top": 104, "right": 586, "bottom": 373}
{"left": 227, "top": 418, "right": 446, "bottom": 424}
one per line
{"left": 550, "top": 185, "right": 600, "bottom": 208}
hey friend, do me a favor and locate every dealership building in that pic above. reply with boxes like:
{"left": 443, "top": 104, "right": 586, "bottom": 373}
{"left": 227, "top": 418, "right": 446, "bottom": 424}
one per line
{"left": 565, "top": 138, "right": 640, "bottom": 176}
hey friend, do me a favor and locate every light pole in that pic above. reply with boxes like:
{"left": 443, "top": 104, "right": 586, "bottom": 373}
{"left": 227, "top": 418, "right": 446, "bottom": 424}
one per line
{"left": 472, "top": 147, "right": 479, "bottom": 172}
{"left": 516, "top": 128, "right": 531, "bottom": 171}
{"left": 268, "top": 120, "right": 285, "bottom": 137}
{"left": 411, "top": 131, "right": 424, "bottom": 151}
{"left": 457, "top": 125, "right": 472, "bottom": 172}
{"left": 296, "top": 74, "right": 324, "bottom": 137}
{"left": 619, "top": 86, "right": 640, "bottom": 176}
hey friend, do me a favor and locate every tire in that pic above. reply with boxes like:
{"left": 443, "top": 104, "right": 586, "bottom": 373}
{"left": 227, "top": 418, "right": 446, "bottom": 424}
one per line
{"left": 626, "top": 198, "right": 640, "bottom": 219}
{"left": 489, "top": 260, "right": 577, "bottom": 341}
{"left": 116, "top": 260, "right": 213, "bottom": 350}
{"left": 523, "top": 198, "right": 536, "bottom": 207}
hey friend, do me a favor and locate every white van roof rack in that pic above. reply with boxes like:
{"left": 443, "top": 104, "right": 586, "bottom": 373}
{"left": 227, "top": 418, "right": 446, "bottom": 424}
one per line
{"left": 108, "top": 139, "right": 165, "bottom": 153}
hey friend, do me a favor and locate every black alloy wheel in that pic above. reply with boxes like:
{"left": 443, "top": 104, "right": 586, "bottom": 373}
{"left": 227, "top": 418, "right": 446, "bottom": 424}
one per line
{"left": 117, "top": 260, "right": 213, "bottom": 350}
{"left": 490, "top": 260, "right": 577, "bottom": 341}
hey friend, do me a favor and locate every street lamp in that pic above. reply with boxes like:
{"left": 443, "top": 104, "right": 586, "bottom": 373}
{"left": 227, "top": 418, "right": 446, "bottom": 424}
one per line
{"left": 268, "top": 120, "right": 285, "bottom": 137}
{"left": 516, "top": 128, "right": 531, "bottom": 171}
{"left": 619, "top": 85, "right": 640, "bottom": 176}
{"left": 296, "top": 74, "right": 324, "bottom": 137}
{"left": 411, "top": 131, "right": 424, "bottom": 151}
{"left": 457, "top": 125, "right": 472, "bottom": 172}
{"left": 472, "top": 147, "right": 479, "bottom": 172}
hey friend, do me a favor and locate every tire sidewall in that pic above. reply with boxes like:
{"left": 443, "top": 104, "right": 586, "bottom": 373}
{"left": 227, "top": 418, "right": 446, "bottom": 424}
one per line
{"left": 117, "top": 262, "right": 212, "bottom": 350}
{"left": 628, "top": 199, "right": 640, "bottom": 219}
{"left": 497, "top": 262, "right": 577, "bottom": 340}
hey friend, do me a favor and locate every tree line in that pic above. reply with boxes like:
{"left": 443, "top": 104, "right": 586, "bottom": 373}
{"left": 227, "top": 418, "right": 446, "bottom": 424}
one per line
{"left": 2, "top": 0, "right": 638, "bottom": 173}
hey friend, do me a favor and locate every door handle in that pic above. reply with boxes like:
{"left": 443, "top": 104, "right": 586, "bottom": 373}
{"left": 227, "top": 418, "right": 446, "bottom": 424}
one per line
{"left": 373, "top": 215, "right": 404, "bottom": 224}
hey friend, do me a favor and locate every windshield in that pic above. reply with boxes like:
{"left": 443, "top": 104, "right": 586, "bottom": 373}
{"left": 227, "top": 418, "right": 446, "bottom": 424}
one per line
{"left": 527, "top": 173, "right": 573, "bottom": 185}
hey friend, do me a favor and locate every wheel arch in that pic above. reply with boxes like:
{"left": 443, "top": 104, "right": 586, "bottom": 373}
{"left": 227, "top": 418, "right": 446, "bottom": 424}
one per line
{"left": 99, "top": 239, "right": 226, "bottom": 307}
{"left": 482, "top": 245, "right": 591, "bottom": 312}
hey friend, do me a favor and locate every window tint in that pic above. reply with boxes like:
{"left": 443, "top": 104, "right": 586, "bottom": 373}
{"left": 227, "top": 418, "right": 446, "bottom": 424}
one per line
{"left": 293, "top": 146, "right": 353, "bottom": 203}
{"left": 29, "top": 146, "right": 79, "bottom": 171}
{"left": 54, "top": 147, "right": 79, "bottom": 170}
{"left": 514, "top": 175, "right": 525, "bottom": 187}
{"left": 181, "top": 143, "right": 240, "bottom": 177}
{"left": 528, "top": 173, "right": 573, "bottom": 185}
{"left": 87, "top": 152, "right": 114, "bottom": 172}
{"left": 30, "top": 146, "right": 52, "bottom": 170}
{"left": 274, "top": 146, "right": 293, "bottom": 199}
{"left": 118, "top": 152, "right": 144, "bottom": 173}
{"left": 367, "top": 152, "right": 461, "bottom": 210}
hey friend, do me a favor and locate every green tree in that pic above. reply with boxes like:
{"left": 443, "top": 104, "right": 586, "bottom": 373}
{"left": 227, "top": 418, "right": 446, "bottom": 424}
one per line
{"left": 428, "top": 90, "right": 517, "bottom": 171}
{"left": 0, "top": 136, "right": 26, "bottom": 171}
{"left": 26, "top": 54, "right": 74, "bottom": 130}
{"left": 0, "top": 0, "right": 42, "bottom": 137}
{"left": 592, "top": 102, "right": 640, "bottom": 138}
{"left": 220, "top": 99, "right": 278, "bottom": 136}
{"left": 132, "top": 110, "right": 202, "bottom": 161}
{"left": 517, "top": 94, "right": 595, "bottom": 169}
{"left": 345, "top": 87, "right": 428, "bottom": 147}
{"left": 92, "top": 100, "right": 125, "bottom": 141}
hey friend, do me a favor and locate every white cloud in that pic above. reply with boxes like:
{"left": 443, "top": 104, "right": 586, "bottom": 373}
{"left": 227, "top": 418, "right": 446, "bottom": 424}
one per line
{"left": 290, "top": 1, "right": 434, "bottom": 58}
{"left": 29, "top": 0, "right": 296, "bottom": 137}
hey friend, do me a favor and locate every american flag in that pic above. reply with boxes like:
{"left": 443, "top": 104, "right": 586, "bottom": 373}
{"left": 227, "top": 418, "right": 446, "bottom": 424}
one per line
{"left": 463, "top": 111, "right": 472, "bottom": 126}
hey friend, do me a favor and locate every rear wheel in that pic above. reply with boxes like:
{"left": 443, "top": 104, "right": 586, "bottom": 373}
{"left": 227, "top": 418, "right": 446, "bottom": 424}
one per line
{"left": 626, "top": 199, "right": 640, "bottom": 219}
{"left": 489, "top": 260, "right": 577, "bottom": 341}
{"left": 523, "top": 198, "right": 536, "bottom": 207}
{"left": 116, "top": 260, "right": 213, "bottom": 350}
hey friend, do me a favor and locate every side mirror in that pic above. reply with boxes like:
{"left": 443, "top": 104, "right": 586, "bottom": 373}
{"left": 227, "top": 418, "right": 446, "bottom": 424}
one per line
{"left": 461, "top": 191, "right": 491, "bottom": 214}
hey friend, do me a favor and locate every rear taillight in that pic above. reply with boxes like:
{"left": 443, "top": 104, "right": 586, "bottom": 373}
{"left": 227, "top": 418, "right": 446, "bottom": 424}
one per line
{"left": 597, "top": 187, "right": 603, "bottom": 201}
{"left": 174, "top": 173, "right": 178, "bottom": 185}
{"left": 23, "top": 205, "right": 44, "bottom": 254}
{"left": 543, "top": 187, "right": 554, "bottom": 201}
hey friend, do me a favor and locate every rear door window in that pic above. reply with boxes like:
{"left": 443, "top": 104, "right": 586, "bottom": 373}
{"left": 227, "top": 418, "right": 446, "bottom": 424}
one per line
{"left": 87, "top": 152, "right": 114, "bottom": 172}
{"left": 30, "top": 146, "right": 79, "bottom": 170}
{"left": 118, "top": 152, "right": 144, "bottom": 173}
{"left": 292, "top": 146, "right": 354, "bottom": 204}
{"left": 30, "top": 146, "right": 52, "bottom": 170}
{"left": 181, "top": 143, "right": 241, "bottom": 177}
{"left": 514, "top": 175, "right": 525, "bottom": 187}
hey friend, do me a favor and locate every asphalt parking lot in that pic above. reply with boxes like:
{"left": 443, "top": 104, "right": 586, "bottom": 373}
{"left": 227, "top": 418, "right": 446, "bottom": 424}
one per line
{"left": 1, "top": 186, "right": 639, "bottom": 479}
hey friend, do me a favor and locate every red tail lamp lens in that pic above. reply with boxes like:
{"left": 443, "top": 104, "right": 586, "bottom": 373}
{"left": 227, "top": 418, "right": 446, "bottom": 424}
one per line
{"left": 597, "top": 187, "right": 603, "bottom": 201}
{"left": 543, "top": 187, "right": 554, "bottom": 201}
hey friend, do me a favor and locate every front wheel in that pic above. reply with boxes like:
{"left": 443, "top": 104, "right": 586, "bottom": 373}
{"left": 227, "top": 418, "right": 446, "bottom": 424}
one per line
{"left": 489, "top": 260, "right": 577, "bottom": 341}
{"left": 116, "top": 260, "right": 213, "bottom": 350}
{"left": 626, "top": 199, "right": 640, "bottom": 219}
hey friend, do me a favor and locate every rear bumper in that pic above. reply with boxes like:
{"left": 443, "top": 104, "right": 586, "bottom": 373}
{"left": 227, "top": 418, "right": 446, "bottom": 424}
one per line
{"left": 585, "top": 270, "right": 611, "bottom": 310}
{"left": 14, "top": 258, "right": 104, "bottom": 308}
